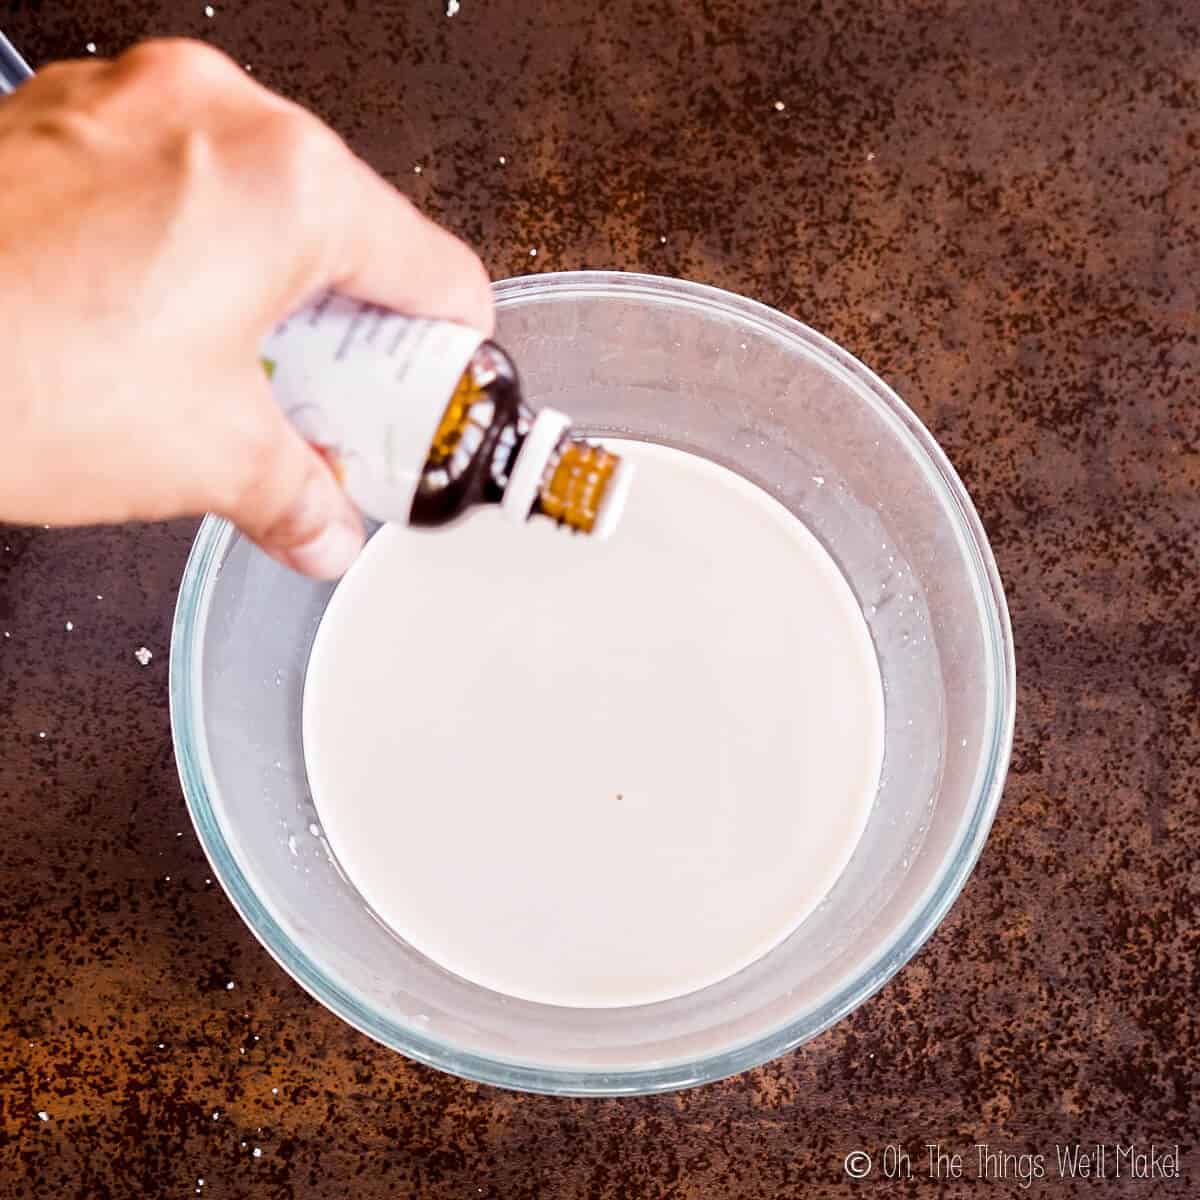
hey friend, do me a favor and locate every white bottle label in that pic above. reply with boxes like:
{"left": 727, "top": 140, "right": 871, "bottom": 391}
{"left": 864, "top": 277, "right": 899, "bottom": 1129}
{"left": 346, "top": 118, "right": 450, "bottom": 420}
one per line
{"left": 260, "top": 294, "right": 484, "bottom": 523}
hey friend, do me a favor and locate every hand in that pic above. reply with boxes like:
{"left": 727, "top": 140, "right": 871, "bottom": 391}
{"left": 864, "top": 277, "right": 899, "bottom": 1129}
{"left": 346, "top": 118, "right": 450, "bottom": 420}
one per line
{"left": 0, "top": 40, "right": 493, "bottom": 578}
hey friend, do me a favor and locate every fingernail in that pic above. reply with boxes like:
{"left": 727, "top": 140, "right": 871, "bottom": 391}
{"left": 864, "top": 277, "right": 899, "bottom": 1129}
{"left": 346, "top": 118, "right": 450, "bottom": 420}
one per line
{"left": 284, "top": 521, "right": 363, "bottom": 580}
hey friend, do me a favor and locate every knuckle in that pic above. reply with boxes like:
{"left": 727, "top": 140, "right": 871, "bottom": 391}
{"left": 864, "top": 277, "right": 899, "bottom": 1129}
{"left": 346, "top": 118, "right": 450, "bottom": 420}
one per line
{"left": 262, "top": 111, "right": 340, "bottom": 185}
{"left": 260, "top": 114, "right": 346, "bottom": 249}
{"left": 115, "top": 38, "right": 238, "bottom": 90}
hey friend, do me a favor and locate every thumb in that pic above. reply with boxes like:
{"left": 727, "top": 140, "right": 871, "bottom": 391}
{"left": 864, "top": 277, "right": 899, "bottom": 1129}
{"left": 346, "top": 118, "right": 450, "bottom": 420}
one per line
{"left": 222, "top": 380, "right": 365, "bottom": 580}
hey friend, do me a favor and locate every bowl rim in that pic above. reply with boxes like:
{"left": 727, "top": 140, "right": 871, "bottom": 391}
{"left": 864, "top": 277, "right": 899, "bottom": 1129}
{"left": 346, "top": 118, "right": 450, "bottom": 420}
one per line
{"left": 170, "top": 269, "right": 1015, "bottom": 1096}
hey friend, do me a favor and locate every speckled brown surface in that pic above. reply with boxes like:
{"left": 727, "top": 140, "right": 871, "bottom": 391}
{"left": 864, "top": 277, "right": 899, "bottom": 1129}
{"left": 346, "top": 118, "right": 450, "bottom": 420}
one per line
{"left": 1, "top": 2, "right": 1197, "bottom": 1196}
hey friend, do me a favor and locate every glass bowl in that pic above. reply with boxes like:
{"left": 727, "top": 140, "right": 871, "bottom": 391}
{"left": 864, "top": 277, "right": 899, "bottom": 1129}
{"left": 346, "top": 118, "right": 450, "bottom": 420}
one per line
{"left": 170, "top": 271, "right": 1014, "bottom": 1095}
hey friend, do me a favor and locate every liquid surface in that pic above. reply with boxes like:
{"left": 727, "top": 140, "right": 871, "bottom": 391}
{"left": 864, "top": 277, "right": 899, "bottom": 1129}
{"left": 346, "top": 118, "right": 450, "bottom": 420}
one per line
{"left": 303, "top": 441, "right": 885, "bottom": 1007}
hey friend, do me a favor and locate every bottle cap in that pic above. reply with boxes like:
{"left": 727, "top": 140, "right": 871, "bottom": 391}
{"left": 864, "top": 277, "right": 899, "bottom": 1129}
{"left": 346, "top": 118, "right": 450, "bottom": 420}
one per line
{"left": 502, "top": 409, "right": 632, "bottom": 538}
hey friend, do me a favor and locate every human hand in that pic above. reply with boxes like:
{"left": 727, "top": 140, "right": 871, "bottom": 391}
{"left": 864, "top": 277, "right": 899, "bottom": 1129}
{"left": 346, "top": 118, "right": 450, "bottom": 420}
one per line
{"left": 0, "top": 40, "right": 492, "bottom": 577}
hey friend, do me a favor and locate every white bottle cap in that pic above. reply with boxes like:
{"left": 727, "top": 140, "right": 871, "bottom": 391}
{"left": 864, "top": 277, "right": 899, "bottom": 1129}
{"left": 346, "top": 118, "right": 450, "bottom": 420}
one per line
{"left": 502, "top": 408, "right": 572, "bottom": 525}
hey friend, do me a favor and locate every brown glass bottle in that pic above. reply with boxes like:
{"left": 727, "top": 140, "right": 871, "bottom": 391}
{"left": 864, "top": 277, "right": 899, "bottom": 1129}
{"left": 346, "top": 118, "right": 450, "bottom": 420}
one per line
{"left": 264, "top": 296, "right": 630, "bottom": 538}
{"left": 413, "top": 339, "right": 630, "bottom": 537}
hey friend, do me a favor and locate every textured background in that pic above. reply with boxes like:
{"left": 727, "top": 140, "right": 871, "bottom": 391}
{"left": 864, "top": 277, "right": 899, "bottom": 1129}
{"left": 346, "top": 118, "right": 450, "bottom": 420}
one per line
{"left": 1, "top": 1, "right": 1197, "bottom": 1197}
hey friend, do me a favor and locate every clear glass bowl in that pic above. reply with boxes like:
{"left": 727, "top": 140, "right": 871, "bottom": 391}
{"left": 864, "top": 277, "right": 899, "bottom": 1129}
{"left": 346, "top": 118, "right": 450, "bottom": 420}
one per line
{"left": 170, "top": 271, "right": 1014, "bottom": 1095}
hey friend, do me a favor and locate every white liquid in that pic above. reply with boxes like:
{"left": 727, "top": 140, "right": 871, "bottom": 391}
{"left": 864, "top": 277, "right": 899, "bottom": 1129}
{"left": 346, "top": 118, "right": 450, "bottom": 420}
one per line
{"left": 303, "top": 441, "right": 885, "bottom": 1008}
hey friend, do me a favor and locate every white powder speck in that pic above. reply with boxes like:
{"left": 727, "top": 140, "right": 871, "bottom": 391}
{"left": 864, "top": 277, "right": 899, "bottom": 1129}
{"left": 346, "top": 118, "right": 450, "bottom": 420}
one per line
{"left": 812, "top": 476, "right": 825, "bottom": 487}
{"left": 37, "top": 1111, "right": 49, "bottom": 1122}
{"left": 205, "top": 878, "right": 212, "bottom": 885}
{"left": 204, "top": 5, "right": 215, "bottom": 16}
{"left": 253, "top": 1148, "right": 262, "bottom": 1158}
{"left": 226, "top": 981, "right": 235, "bottom": 990}
{"left": 176, "top": 832, "right": 183, "bottom": 838}
{"left": 213, "top": 1111, "right": 220, "bottom": 1120}
{"left": 271, "top": 1087, "right": 278, "bottom": 1094}
{"left": 659, "top": 235, "right": 667, "bottom": 244}
{"left": 134, "top": 646, "right": 152, "bottom": 666}
{"left": 253, "top": 1035, "right": 259, "bottom": 1041}
{"left": 85, "top": 42, "right": 97, "bottom": 54}
{"left": 239, "top": 1048, "right": 245, "bottom": 1055}
{"left": 446, "top": 0, "right": 460, "bottom": 14}
{"left": 65, "top": 621, "right": 74, "bottom": 631}
{"left": 529, "top": 248, "right": 537, "bottom": 257}
{"left": 96, "top": 594, "right": 103, "bottom": 600}
{"left": 157, "top": 1042, "right": 165, "bottom": 1049}
{"left": 773, "top": 99, "right": 786, "bottom": 111}
{"left": 38, "top": 731, "right": 46, "bottom": 739}
{"left": 287, "top": 834, "right": 298, "bottom": 856}
{"left": 413, "top": 164, "right": 423, "bottom": 175}
{"left": 498, "top": 155, "right": 507, "bottom": 165}
{"left": 197, "top": 1180, "right": 204, "bottom": 1188}
{"left": 164, "top": 875, "right": 171, "bottom": 882}
{"left": 866, "top": 151, "right": 876, "bottom": 161}
{"left": 308, "top": 823, "right": 320, "bottom": 837}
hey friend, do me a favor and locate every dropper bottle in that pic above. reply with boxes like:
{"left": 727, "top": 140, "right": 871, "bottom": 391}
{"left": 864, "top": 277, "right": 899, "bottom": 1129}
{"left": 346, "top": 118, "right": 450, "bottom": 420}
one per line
{"left": 260, "top": 293, "right": 632, "bottom": 538}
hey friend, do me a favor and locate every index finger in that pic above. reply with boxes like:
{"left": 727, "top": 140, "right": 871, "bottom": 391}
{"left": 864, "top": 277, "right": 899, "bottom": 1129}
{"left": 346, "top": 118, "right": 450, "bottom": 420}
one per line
{"left": 318, "top": 148, "right": 494, "bottom": 336}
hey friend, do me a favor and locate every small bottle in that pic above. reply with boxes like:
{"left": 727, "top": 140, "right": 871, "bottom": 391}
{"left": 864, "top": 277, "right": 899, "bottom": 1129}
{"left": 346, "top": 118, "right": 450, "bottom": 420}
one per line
{"left": 260, "top": 294, "right": 631, "bottom": 537}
